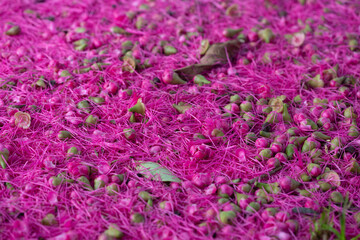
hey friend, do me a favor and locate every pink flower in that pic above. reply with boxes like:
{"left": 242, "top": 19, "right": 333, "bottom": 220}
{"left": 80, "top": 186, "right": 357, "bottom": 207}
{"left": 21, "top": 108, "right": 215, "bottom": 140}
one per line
{"left": 291, "top": 32, "right": 305, "bottom": 47}
{"left": 14, "top": 111, "right": 31, "bottom": 129}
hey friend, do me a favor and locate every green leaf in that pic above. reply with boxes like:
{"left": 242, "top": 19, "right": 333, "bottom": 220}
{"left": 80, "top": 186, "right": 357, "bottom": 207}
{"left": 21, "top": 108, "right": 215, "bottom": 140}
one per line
{"left": 321, "top": 224, "right": 341, "bottom": 239}
{"left": 351, "top": 234, "right": 360, "bottom": 240}
{"left": 136, "top": 161, "right": 181, "bottom": 183}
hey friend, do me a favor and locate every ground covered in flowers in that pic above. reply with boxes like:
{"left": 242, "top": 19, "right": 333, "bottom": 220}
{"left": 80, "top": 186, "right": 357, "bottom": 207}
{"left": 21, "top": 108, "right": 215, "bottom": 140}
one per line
{"left": 1, "top": 0, "right": 360, "bottom": 239}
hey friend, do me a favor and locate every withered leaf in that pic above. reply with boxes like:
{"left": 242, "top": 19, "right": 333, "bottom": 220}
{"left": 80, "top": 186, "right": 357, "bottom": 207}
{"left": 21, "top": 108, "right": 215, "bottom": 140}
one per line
{"left": 174, "top": 40, "right": 241, "bottom": 81}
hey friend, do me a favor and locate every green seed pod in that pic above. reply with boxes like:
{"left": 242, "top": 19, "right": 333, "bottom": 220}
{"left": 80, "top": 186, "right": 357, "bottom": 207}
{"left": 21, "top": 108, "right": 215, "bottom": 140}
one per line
{"left": 41, "top": 213, "right": 58, "bottom": 226}
{"left": 302, "top": 139, "right": 317, "bottom": 153}
{"left": 246, "top": 202, "right": 261, "bottom": 213}
{"left": 131, "top": 213, "right": 145, "bottom": 223}
{"left": 77, "top": 176, "right": 93, "bottom": 190}
{"left": 128, "top": 98, "right": 146, "bottom": 115}
{"left": 344, "top": 76, "right": 356, "bottom": 85}
{"left": 311, "top": 132, "right": 331, "bottom": 141}
{"left": 193, "top": 133, "right": 206, "bottom": 140}
{"left": 74, "top": 42, "right": 88, "bottom": 51}
{"left": 332, "top": 77, "right": 345, "bottom": 87}
{"left": 240, "top": 183, "right": 252, "bottom": 193}
{"left": 282, "top": 104, "right": 292, "bottom": 122}
{"left": 106, "top": 183, "right": 119, "bottom": 196}
{"left": 330, "top": 191, "right": 344, "bottom": 204}
{"left": 67, "top": 146, "right": 79, "bottom": 156}
{"left": 287, "top": 127, "right": 299, "bottom": 136}
{"left": 218, "top": 198, "right": 230, "bottom": 204}
{"left": 85, "top": 115, "right": 98, "bottom": 126}
{"left": 313, "top": 98, "right": 328, "bottom": 106}
{"left": 258, "top": 149, "right": 273, "bottom": 160}
{"left": 173, "top": 102, "right": 191, "bottom": 114}
{"left": 258, "top": 28, "right": 275, "bottom": 43}
{"left": 114, "top": 174, "right": 124, "bottom": 184}
{"left": 246, "top": 95, "right": 254, "bottom": 102}
{"left": 219, "top": 211, "right": 236, "bottom": 224}
{"left": 50, "top": 176, "right": 62, "bottom": 187}
{"left": 58, "top": 131, "right": 72, "bottom": 140}
{"left": 0, "top": 157, "right": 7, "bottom": 169}
{"left": 245, "top": 132, "right": 257, "bottom": 144}
{"left": 5, "top": 25, "right": 21, "bottom": 36}
{"left": 255, "top": 189, "right": 267, "bottom": 198}
{"left": 111, "top": 26, "right": 126, "bottom": 34}
{"left": 262, "top": 106, "right": 272, "bottom": 114}
{"left": 230, "top": 94, "right": 241, "bottom": 103}
{"left": 230, "top": 203, "right": 241, "bottom": 212}
{"left": 36, "top": 78, "right": 47, "bottom": 88}
{"left": 0, "top": 147, "right": 9, "bottom": 169}
{"left": 89, "top": 97, "right": 105, "bottom": 104}
{"left": 105, "top": 224, "right": 124, "bottom": 239}
{"left": 123, "top": 128, "right": 135, "bottom": 140}
{"left": 135, "top": 16, "right": 145, "bottom": 30}
{"left": 307, "top": 74, "right": 324, "bottom": 88}
{"left": 286, "top": 144, "right": 296, "bottom": 159}
{"left": 59, "top": 70, "right": 71, "bottom": 77}
{"left": 243, "top": 113, "right": 255, "bottom": 122}
{"left": 264, "top": 208, "right": 278, "bottom": 217}
{"left": 256, "top": 98, "right": 268, "bottom": 106}
{"left": 259, "top": 131, "right": 272, "bottom": 138}
{"left": 293, "top": 95, "right": 302, "bottom": 104}
{"left": 349, "top": 39, "right": 358, "bottom": 51}
{"left": 348, "top": 125, "right": 359, "bottom": 138}
{"left": 344, "top": 107, "right": 357, "bottom": 119}
{"left": 318, "top": 181, "right": 331, "bottom": 192}
{"left": 240, "top": 101, "right": 252, "bottom": 112}
{"left": 146, "top": 199, "right": 153, "bottom": 208}
{"left": 305, "top": 119, "right": 319, "bottom": 130}
{"left": 77, "top": 100, "right": 90, "bottom": 111}
{"left": 322, "top": 65, "right": 338, "bottom": 81}
{"left": 346, "top": 160, "right": 360, "bottom": 175}
{"left": 211, "top": 129, "right": 224, "bottom": 137}
{"left": 293, "top": 136, "right": 309, "bottom": 148}
{"left": 354, "top": 212, "right": 360, "bottom": 225}
{"left": 223, "top": 28, "right": 243, "bottom": 38}
{"left": 300, "top": 174, "right": 311, "bottom": 182}
{"left": 310, "top": 149, "right": 322, "bottom": 159}
{"left": 255, "top": 182, "right": 280, "bottom": 194}
{"left": 339, "top": 86, "right": 349, "bottom": 95}
{"left": 231, "top": 178, "right": 241, "bottom": 184}
{"left": 298, "top": 189, "right": 312, "bottom": 197}
{"left": 121, "top": 40, "right": 134, "bottom": 52}
{"left": 193, "top": 75, "right": 211, "bottom": 86}
{"left": 138, "top": 191, "right": 151, "bottom": 201}
{"left": 163, "top": 45, "right": 177, "bottom": 56}
{"left": 129, "top": 113, "right": 136, "bottom": 123}
{"left": 235, "top": 192, "right": 249, "bottom": 203}
{"left": 265, "top": 111, "right": 281, "bottom": 124}
{"left": 330, "top": 137, "right": 340, "bottom": 151}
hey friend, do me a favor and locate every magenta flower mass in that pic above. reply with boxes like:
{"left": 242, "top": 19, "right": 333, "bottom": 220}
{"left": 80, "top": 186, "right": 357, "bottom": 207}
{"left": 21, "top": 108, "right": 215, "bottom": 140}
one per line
{"left": 1, "top": 0, "right": 360, "bottom": 239}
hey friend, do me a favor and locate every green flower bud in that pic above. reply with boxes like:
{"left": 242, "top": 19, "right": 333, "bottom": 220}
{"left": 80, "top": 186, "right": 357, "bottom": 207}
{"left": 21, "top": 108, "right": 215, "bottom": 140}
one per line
{"left": 104, "top": 224, "right": 124, "bottom": 238}
{"left": 163, "top": 45, "right": 177, "bottom": 56}
{"left": 58, "top": 131, "right": 72, "bottom": 140}
{"left": 330, "top": 191, "right": 344, "bottom": 204}
{"left": 258, "top": 28, "right": 275, "bottom": 43}
{"left": 131, "top": 213, "right": 145, "bottom": 223}
{"left": 138, "top": 191, "right": 151, "bottom": 201}
{"left": 246, "top": 202, "right": 261, "bottom": 213}
{"left": 41, "top": 213, "right": 58, "bottom": 226}
{"left": 219, "top": 211, "right": 236, "bottom": 224}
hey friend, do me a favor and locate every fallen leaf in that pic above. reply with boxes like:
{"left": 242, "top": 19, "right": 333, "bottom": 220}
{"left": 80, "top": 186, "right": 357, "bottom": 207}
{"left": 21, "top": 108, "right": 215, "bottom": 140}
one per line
{"left": 175, "top": 40, "right": 242, "bottom": 81}
{"left": 136, "top": 161, "right": 181, "bottom": 183}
